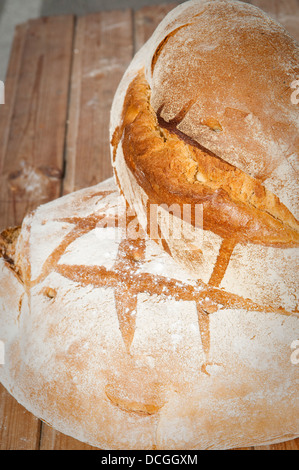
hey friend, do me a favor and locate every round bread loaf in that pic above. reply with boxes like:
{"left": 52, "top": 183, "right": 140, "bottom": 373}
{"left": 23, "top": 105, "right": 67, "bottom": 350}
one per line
{"left": 110, "top": 0, "right": 299, "bottom": 311}
{"left": 0, "top": 178, "right": 298, "bottom": 449}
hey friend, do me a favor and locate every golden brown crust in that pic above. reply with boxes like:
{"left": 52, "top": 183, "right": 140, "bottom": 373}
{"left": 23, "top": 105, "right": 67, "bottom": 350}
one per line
{"left": 112, "top": 70, "right": 299, "bottom": 247}
{"left": 0, "top": 227, "right": 22, "bottom": 280}
{"left": 149, "top": 1, "right": 299, "bottom": 185}
{"left": 0, "top": 227, "right": 21, "bottom": 260}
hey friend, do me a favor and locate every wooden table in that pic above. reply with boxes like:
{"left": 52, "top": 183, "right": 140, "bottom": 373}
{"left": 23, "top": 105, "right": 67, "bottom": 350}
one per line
{"left": 0, "top": 0, "right": 298, "bottom": 450}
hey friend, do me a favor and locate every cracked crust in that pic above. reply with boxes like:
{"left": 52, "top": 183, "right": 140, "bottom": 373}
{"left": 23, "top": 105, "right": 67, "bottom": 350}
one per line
{"left": 0, "top": 227, "right": 22, "bottom": 281}
{"left": 112, "top": 70, "right": 299, "bottom": 247}
{"left": 110, "top": 0, "right": 299, "bottom": 295}
{"left": 149, "top": 1, "right": 299, "bottom": 186}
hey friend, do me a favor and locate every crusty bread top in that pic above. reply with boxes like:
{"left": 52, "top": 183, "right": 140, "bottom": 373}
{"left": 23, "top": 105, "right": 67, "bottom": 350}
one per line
{"left": 149, "top": 0, "right": 299, "bottom": 185}
{"left": 110, "top": 0, "right": 299, "bottom": 307}
{"left": 111, "top": 0, "right": 299, "bottom": 248}
{"left": 112, "top": 69, "right": 299, "bottom": 247}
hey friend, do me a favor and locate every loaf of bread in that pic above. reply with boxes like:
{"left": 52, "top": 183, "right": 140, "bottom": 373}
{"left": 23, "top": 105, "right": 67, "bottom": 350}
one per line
{"left": 0, "top": 178, "right": 298, "bottom": 449}
{"left": 0, "top": 0, "right": 298, "bottom": 451}
{"left": 110, "top": 0, "right": 299, "bottom": 312}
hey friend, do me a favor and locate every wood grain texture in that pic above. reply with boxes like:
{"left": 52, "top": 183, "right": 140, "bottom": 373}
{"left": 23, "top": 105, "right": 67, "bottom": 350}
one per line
{"left": 0, "top": 15, "right": 74, "bottom": 229}
{"left": 254, "top": 438, "right": 299, "bottom": 450}
{"left": 0, "top": 384, "right": 41, "bottom": 450}
{"left": 0, "top": 14, "right": 76, "bottom": 450}
{"left": 0, "top": 0, "right": 298, "bottom": 451}
{"left": 134, "top": 3, "right": 178, "bottom": 52}
{"left": 39, "top": 424, "right": 96, "bottom": 450}
{"left": 252, "top": 0, "right": 299, "bottom": 41}
{"left": 0, "top": 24, "right": 27, "bottom": 175}
{"left": 63, "top": 10, "right": 133, "bottom": 195}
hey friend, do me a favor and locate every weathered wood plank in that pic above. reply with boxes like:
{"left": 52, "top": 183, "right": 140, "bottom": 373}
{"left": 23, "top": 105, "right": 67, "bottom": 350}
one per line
{"left": 254, "top": 438, "right": 299, "bottom": 450}
{"left": 0, "top": 24, "right": 27, "bottom": 174}
{"left": 0, "top": 384, "right": 41, "bottom": 450}
{"left": 63, "top": 10, "right": 133, "bottom": 195}
{"left": 252, "top": 0, "right": 299, "bottom": 42}
{"left": 0, "top": 15, "right": 74, "bottom": 229}
{"left": 276, "top": 0, "right": 299, "bottom": 41}
{"left": 39, "top": 424, "right": 96, "bottom": 450}
{"left": 256, "top": 442, "right": 299, "bottom": 450}
{"left": 251, "top": 0, "right": 279, "bottom": 16}
{"left": 134, "top": 3, "right": 178, "bottom": 53}
{"left": 0, "top": 21, "right": 43, "bottom": 452}
{"left": 0, "top": 15, "right": 75, "bottom": 451}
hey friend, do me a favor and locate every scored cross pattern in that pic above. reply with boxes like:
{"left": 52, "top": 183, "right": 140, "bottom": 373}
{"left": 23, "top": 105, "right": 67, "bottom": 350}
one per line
{"left": 26, "top": 189, "right": 298, "bottom": 370}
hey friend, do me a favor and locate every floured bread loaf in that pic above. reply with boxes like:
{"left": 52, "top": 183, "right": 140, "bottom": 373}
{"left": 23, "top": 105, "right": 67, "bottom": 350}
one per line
{"left": 110, "top": 0, "right": 299, "bottom": 311}
{"left": 0, "top": 178, "right": 298, "bottom": 449}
